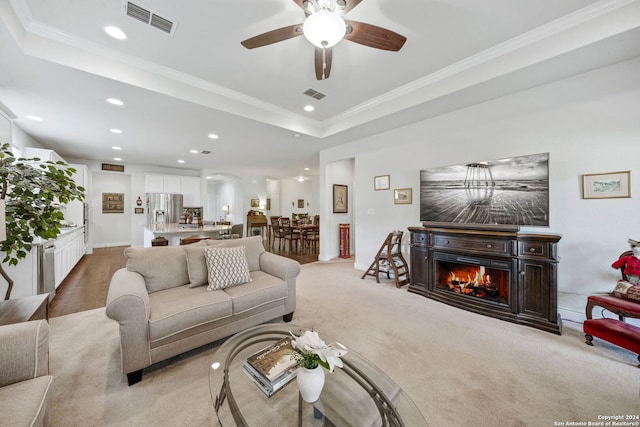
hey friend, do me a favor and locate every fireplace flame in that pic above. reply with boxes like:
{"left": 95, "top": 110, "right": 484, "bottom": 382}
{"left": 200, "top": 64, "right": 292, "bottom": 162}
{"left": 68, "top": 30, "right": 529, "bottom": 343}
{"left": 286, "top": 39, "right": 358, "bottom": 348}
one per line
{"left": 449, "top": 266, "right": 492, "bottom": 286}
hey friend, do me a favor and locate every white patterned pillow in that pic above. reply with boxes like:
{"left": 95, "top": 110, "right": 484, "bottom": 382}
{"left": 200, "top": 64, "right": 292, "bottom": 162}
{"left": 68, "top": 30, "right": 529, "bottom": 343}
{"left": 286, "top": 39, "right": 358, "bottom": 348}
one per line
{"left": 204, "top": 246, "right": 252, "bottom": 291}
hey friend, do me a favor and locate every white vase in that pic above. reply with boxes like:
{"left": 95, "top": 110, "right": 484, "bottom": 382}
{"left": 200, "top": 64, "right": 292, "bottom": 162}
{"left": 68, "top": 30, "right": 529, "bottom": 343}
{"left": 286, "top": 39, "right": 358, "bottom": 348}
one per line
{"left": 297, "top": 366, "right": 325, "bottom": 403}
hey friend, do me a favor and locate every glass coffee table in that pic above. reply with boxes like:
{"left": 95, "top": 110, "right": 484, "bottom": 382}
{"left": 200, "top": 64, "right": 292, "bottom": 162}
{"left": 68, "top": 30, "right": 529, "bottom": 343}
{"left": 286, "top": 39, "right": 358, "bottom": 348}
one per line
{"left": 209, "top": 324, "right": 428, "bottom": 426}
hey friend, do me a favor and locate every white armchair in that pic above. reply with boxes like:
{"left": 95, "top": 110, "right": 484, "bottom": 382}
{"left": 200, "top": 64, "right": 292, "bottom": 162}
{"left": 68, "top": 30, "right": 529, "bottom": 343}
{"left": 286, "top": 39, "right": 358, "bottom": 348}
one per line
{"left": 0, "top": 320, "right": 53, "bottom": 426}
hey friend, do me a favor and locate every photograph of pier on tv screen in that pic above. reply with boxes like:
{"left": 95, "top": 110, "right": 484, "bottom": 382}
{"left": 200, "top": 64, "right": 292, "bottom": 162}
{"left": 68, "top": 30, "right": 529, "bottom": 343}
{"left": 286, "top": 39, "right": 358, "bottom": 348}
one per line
{"left": 420, "top": 153, "right": 549, "bottom": 226}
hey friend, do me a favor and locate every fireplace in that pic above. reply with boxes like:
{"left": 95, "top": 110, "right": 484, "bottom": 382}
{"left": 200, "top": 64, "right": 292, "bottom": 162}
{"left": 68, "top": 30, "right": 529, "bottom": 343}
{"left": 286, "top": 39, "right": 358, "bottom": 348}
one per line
{"left": 408, "top": 225, "right": 562, "bottom": 334}
{"left": 434, "top": 254, "right": 511, "bottom": 306}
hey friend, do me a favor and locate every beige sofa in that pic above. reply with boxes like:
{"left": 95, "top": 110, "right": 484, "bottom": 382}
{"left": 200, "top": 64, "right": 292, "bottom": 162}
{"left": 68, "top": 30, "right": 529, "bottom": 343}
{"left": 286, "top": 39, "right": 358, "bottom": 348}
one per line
{"left": 105, "top": 236, "right": 300, "bottom": 385}
{"left": 0, "top": 320, "right": 52, "bottom": 426}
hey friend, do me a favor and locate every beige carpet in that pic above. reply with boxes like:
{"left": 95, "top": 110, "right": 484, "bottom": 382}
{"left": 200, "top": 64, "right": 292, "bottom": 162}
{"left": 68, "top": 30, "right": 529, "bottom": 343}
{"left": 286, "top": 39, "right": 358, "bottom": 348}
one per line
{"left": 48, "top": 259, "right": 640, "bottom": 427}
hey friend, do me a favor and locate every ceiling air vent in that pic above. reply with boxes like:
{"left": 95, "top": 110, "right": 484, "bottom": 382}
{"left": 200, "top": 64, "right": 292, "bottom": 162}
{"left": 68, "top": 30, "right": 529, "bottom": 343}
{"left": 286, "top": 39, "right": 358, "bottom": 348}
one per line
{"left": 123, "top": 1, "right": 177, "bottom": 36}
{"left": 200, "top": 150, "right": 211, "bottom": 155}
{"left": 303, "top": 89, "right": 326, "bottom": 100}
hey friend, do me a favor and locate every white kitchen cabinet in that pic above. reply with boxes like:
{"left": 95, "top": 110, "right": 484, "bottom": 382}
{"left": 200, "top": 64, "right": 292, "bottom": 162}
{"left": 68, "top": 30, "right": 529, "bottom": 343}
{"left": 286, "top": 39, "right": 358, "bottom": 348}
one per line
{"left": 65, "top": 164, "right": 88, "bottom": 226}
{"left": 144, "top": 174, "right": 201, "bottom": 206}
{"left": 181, "top": 176, "right": 201, "bottom": 206}
{"left": 54, "top": 227, "right": 85, "bottom": 288}
{"left": 21, "top": 147, "right": 66, "bottom": 163}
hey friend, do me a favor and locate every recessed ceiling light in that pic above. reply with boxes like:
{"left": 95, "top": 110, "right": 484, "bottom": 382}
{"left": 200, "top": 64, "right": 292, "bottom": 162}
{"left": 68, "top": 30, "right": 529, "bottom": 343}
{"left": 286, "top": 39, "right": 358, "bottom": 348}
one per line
{"left": 114, "top": 157, "right": 122, "bottom": 161}
{"left": 26, "top": 115, "right": 43, "bottom": 121}
{"left": 106, "top": 98, "right": 124, "bottom": 106}
{"left": 208, "top": 133, "right": 219, "bottom": 140}
{"left": 297, "top": 177, "right": 305, "bottom": 182}
{"left": 112, "top": 146, "right": 122, "bottom": 150}
{"left": 304, "top": 105, "right": 314, "bottom": 112}
{"left": 304, "top": 167, "right": 310, "bottom": 171}
{"left": 110, "top": 128, "right": 122, "bottom": 134}
{"left": 104, "top": 26, "right": 127, "bottom": 40}
{"left": 178, "top": 160, "right": 185, "bottom": 164}
{"left": 189, "top": 149, "right": 198, "bottom": 154}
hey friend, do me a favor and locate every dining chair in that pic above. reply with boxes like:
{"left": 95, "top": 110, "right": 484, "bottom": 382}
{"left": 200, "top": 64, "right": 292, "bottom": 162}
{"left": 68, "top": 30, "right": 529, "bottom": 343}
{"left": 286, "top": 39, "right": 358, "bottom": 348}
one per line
{"left": 270, "top": 216, "right": 284, "bottom": 248}
{"left": 281, "top": 221, "right": 300, "bottom": 252}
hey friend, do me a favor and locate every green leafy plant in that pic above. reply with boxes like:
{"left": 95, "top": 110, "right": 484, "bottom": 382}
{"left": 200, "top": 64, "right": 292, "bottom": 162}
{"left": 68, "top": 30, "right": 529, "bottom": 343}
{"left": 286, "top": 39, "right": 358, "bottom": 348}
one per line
{"left": 0, "top": 143, "right": 85, "bottom": 299}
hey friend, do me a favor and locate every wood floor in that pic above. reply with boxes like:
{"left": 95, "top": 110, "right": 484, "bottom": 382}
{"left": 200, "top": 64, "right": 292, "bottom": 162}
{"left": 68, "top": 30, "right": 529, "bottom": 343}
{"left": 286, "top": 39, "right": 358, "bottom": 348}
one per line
{"left": 48, "top": 237, "right": 318, "bottom": 318}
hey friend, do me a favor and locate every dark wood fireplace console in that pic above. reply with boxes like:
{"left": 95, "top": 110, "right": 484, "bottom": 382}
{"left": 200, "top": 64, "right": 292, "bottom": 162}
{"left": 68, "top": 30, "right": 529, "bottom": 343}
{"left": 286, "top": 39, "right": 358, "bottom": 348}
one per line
{"left": 408, "top": 225, "right": 562, "bottom": 334}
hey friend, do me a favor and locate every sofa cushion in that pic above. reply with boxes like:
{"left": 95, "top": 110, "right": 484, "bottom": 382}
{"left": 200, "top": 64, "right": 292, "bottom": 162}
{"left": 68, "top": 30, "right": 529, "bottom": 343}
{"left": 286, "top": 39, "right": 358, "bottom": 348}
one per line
{"left": 183, "top": 244, "right": 210, "bottom": 288}
{"left": 207, "top": 236, "right": 265, "bottom": 272}
{"left": 125, "top": 247, "right": 189, "bottom": 293}
{"left": 205, "top": 246, "right": 252, "bottom": 291}
{"left": 223, "top": 270, "right": 288, "bottom": 314}
{"left": 148, "top": 285, "right": 232, "bottom": 342}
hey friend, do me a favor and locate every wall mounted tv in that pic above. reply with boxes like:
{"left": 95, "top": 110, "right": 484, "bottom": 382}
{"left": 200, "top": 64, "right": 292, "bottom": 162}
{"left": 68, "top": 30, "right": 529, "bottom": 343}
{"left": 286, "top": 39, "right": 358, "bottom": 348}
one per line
{"left": 420, "top": 152, "right": 549, "bottom": 227}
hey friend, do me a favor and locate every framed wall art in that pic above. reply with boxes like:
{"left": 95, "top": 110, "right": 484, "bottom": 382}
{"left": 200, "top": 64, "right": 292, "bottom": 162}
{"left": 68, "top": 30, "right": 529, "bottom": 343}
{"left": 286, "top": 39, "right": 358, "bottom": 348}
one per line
{"left": 298, "top": 199, "right": 305, "bottom": 208}
{"left": 582, "top": 171, "right": 631, "bottom": 199}
{"left": 250, "top": 198, "right": 260, "bottom": 208}
{"left": 333, "top": 184, "right": 348, "bottom": 213}
{"left": 134, "top": 207, "right": 144, "bottom": 214}
{"left": 374, "top": 175, "right": 390, "bottom": 190}
{"left": 102, "top": 192, "right": 124, "bottom": 214}
{"left": 394, "top": 188, "right": 413, "bottom": 204}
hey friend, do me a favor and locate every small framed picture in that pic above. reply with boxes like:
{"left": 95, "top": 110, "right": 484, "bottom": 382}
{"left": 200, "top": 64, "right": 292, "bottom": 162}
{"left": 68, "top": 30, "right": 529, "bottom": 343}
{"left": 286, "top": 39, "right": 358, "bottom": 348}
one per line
{"left": 333, "top": 184, "right": 348, "bottom": 213}
{"left": 251, "top": 199, "right": 260, "bottom": 208}
{"left": 394, "top": 188, "right": 413, "bottom": 204}
{"left": 134, "top": 207, "right": 144, "bottom": 214}
{"left": 298, "top": 199, "right": 305, "bottom": 208}
{"left": 374, "top": 175, "right": 390, "bottom": 191}
{"left": 582, "top": 171, "right": 631, "bottom": 199}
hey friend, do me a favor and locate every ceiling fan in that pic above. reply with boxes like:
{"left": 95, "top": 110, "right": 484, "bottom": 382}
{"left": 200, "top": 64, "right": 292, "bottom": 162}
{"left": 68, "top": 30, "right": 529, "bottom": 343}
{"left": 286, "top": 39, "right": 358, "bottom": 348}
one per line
{"left": 241, "top": 0, "right": 407, "bottom": 80}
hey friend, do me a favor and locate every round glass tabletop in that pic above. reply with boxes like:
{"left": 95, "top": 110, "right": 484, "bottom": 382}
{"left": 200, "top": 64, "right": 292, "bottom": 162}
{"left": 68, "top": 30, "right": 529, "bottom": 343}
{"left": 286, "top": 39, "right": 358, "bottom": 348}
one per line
{"left": 209, "top": 324, "right": 428, "bottom": 427}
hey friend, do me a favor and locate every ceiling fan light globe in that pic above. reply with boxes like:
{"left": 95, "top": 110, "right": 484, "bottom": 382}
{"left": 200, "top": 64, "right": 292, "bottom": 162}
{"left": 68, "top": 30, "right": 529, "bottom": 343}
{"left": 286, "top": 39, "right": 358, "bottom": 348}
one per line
{"left": 303, "top": 10, "right": 346, "bottom": 48}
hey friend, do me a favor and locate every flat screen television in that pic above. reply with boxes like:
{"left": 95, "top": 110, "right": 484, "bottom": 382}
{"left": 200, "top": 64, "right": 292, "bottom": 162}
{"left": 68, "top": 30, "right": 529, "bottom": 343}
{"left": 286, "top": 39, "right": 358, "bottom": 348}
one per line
{"left": 420, "top": 152, "right": 549, "bottom": 227}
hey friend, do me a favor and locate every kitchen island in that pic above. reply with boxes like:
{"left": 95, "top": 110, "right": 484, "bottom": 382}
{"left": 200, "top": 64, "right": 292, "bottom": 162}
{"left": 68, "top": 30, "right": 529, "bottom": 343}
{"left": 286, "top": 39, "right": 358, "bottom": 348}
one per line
{"left": 143, "top": 223, "right": 232, "bottom": 247}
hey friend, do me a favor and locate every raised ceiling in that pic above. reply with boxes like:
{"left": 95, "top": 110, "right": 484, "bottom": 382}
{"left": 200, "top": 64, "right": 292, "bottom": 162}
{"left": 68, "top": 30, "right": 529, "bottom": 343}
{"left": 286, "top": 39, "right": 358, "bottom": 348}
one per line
{"left": 0, "top": 0, "right": 639, "bottom": 179}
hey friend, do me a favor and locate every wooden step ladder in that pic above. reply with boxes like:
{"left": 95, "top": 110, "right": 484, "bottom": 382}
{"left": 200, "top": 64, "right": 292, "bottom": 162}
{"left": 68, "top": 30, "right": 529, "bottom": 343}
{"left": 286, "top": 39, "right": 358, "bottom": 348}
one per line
{"left": 361, "top": 230, "right": 410, "bottom": 288}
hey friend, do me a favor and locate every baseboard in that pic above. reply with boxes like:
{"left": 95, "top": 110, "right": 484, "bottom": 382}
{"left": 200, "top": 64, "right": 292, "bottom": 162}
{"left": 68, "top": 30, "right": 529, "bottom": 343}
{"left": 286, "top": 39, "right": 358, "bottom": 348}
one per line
{"left": 559, "top": 306, "right": 640, "bottom": 327}
{"left": 91, "top": 241, "right": 132, "bottom": 249}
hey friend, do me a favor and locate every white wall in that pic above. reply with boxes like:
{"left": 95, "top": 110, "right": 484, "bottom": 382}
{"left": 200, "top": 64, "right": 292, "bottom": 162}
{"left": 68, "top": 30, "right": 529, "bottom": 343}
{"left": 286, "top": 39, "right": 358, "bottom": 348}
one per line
{"left": 90, "top": 172, "right": 132, "bottom": 247}
{"left": 318, "top": 158, "right": 354, "bottom": 260}
{"left": 281, "top": 179, "right": 314, "bottom": 218}
{"left": 320, "top": 57, "right": 640, "bottom": 319}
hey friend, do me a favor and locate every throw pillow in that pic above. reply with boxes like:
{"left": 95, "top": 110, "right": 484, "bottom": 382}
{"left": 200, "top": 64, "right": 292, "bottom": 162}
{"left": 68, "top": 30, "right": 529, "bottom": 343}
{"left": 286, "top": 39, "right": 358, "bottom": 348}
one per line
{"left": 204, "top": 246, "right": 252, "bottom": 291}
{"left": 183, "top": 243, "right": 210, "bottom": 288}
{"left": 610, "top": 280, "right": 640, "bottom": 302}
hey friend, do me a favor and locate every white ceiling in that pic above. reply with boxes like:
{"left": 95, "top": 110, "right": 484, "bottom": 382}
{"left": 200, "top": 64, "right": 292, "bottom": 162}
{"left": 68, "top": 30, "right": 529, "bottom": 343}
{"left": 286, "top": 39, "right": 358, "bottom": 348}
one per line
{"left": 0, "top": 0, "right": 639, "bottom": 180}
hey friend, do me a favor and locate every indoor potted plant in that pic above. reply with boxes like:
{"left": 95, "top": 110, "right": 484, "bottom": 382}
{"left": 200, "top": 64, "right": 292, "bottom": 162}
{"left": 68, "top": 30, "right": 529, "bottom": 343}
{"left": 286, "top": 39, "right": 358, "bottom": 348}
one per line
{"left": 0, "top": 143, "right": 85, "bottom": 299}
{"left": 289, "top": 329, "right": 347, "bottom": 403}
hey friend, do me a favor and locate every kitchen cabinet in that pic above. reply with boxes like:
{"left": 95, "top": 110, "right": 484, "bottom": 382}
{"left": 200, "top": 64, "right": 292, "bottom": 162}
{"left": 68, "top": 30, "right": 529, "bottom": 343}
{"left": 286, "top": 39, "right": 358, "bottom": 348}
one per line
{"left": 21, "top": 147, "right": 66, "bottom": 163}
{"left": 54, "top": 227, "right": 85, "bottom": 288}
{"left": 144, "top": 174, "right": 201, "bottom": 206}
{"left": 65, "top": 164, "right": 88, "bottom": 227}
{"left": 181, "top": 177, "right": 201, "bottom": 206}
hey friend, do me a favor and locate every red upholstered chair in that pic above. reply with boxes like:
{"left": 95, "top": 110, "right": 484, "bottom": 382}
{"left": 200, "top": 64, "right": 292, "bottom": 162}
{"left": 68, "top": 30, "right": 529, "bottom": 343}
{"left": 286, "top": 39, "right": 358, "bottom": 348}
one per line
{"left": 583, "top": 250, "right": 640, "bottom": 366}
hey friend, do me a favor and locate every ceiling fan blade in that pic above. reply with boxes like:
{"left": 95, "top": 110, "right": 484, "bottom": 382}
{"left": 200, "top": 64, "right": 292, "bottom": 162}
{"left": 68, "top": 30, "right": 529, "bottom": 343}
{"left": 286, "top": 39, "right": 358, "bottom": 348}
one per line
{"left": 314, "top": 47, "right": 333, "bottom": 80}
{"left": 344, "top": 0, "right": 364, "bottom": 14}
{"left": 344, "top": 20, "right": 406, "bottom": 51}
{"left": 241, "top": 24, "right": 303, "bottom": 49}
{"left": 292, "top": 0, "right": 309, "bottom": 13}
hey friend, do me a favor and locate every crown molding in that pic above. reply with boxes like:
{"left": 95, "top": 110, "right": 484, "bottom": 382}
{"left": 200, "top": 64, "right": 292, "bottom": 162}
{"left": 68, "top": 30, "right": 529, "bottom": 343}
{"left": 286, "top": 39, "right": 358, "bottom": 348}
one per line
{"left": 321, "top": 0, "right": 640, "bottom": 137}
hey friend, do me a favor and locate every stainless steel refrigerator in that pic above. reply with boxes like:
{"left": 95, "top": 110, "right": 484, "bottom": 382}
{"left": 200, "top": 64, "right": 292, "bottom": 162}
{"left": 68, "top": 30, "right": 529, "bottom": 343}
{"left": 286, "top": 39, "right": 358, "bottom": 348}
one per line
{"left": 146, "top": 193, "right": 183, "bottom": 224}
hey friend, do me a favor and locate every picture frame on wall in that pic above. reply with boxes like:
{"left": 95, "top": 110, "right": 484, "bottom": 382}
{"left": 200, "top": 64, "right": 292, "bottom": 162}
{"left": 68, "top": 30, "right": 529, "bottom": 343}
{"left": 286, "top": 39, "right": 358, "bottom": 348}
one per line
{"left": 134, "top": 207, "right": 144, "bottom": 214}
{"left": 374, "top": 175, "right": 390, "bottom": 191}
{"left": 298, "top": 199, "right": 305, "bottom": 208}
{"left": 394, "top": 188, "right": 413, "bottom": 204}
{"left": 582, "top": 171, "right": 631, "bottom": 199}
{"left": 251, "top": 199, "right": 260, "bottom": 208}
{"left": 333, "top": 184, "right": 348, "bottom": 213}
{"left": 102, "top": 192, "right": 124, "bottom": 214}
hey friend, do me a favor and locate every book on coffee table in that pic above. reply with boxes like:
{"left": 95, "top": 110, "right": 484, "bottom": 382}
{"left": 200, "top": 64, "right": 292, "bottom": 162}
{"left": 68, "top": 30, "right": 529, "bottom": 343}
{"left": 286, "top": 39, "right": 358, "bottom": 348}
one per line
{"left": 244, "top": 337, "right": 300, "bottom": 396}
